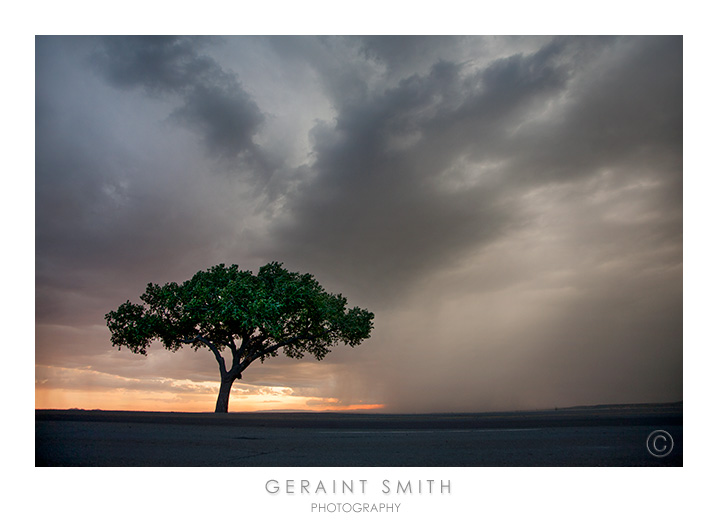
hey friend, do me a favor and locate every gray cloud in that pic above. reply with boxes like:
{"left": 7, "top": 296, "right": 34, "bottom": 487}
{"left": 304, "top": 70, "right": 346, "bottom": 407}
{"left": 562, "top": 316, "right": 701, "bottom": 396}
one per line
{"left": 90, "top": 36, "right": 221, "bottom": 93}
{"left": 172, "top": 82, "right": 263, "bottom": 159}
{"left": 91, "top": 36, "right": 266, "bottom": 164}
{"left": 259, "top": 36, "right": 682, "bottom": 410}
{"left": 265, "top": 38, "right": 633, "bottom": 302}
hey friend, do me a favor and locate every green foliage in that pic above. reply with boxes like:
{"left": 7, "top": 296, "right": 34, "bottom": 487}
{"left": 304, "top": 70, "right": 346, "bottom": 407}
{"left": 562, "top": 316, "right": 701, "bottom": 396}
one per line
{"left": 105, "top": 263, "right": 374, "bottom": 366}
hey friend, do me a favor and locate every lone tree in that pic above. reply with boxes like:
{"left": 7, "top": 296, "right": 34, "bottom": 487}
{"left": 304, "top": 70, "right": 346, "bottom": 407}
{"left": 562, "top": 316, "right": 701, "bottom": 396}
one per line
{"left": 105, "top": 262, "right": 374, "bottom": 412}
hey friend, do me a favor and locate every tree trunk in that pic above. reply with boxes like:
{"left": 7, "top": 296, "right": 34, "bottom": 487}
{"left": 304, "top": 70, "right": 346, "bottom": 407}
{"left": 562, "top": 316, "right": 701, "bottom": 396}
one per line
{"left": 215, "top": 375, "right": 235, "bottom": 413}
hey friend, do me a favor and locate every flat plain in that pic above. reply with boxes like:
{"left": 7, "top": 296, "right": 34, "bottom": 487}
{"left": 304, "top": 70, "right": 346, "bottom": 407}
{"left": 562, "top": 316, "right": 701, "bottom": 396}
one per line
{"left": 35, "top": 402, "right": 682, "bottom": 466}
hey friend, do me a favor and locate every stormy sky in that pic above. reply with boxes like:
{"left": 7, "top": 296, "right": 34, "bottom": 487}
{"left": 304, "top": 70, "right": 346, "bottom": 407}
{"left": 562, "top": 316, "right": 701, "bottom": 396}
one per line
{"left": 35, "top": 36, "right": 682, "bottom": 412}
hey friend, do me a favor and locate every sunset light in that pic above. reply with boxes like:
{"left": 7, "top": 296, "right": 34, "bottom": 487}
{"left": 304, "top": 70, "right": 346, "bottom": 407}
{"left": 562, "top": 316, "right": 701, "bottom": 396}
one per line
{"left": 35, "top": 365, "right": 384, "bottom": 412}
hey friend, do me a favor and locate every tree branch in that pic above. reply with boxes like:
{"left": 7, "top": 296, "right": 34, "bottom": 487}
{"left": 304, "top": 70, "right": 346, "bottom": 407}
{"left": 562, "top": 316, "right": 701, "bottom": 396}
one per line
{"left": 239, "top": 330, "right": 330, "bottom": 371}
{"left": 181, "top": 334, "right": 227, "bottom": 376}
{"left": 227, "top": 337, "right": 243, "bottom": 377}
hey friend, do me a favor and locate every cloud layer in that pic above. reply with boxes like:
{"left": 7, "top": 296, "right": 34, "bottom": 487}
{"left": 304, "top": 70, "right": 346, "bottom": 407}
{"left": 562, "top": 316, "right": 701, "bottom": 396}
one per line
{"left": 36, "top": 36, "right": 682, "bottom": 412}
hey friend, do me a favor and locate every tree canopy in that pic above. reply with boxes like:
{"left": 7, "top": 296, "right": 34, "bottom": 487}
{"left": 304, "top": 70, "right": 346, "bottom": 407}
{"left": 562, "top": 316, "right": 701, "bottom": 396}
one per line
{"left": 105, "top": 262, "right": 374, "bottom": 412}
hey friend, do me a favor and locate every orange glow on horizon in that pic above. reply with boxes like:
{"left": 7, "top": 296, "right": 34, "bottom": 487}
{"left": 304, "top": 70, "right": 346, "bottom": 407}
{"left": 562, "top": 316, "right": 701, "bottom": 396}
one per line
{"left": 35, "top": 366, "right": 385, "bottom": 413}
{"left": 35, "top": 387, "right": 386, "bottom": 412}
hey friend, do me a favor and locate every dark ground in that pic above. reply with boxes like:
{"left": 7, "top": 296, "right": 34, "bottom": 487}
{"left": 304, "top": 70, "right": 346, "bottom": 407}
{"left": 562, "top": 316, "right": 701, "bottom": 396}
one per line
{"left": 35, "top": 402, "right": 682, "bottom": 466}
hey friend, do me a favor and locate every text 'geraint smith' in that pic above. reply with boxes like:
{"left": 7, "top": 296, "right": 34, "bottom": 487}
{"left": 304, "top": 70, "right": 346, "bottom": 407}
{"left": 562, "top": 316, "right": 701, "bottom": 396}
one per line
{"left": 265, "top": 479, "right": 451, "bottom": 495}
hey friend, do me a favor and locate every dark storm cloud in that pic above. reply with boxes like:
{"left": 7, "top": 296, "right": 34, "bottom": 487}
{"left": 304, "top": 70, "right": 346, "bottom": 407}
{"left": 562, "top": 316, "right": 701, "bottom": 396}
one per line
{"left": 505, "top": 36, "right": 682, "bottom": 186}
{"left": 172, "top": 82, "right": 263, "bottom": 159}
{"left": 265, "top": 36, "right": 681, "bottom": 307}
{"left": 90, "top": 36, "right": 221, "bottom": 93}
{"left": 265, "top": 38, "right": 569, "bottom": 296}
{"left": 358, "top": 35, "right": 555, "bottom": 80}
{"left": 359, "top": 35, "right": 470, "bottom": 70}
{"left": 91, "top": 36, "right": 266, "bottom": 162}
